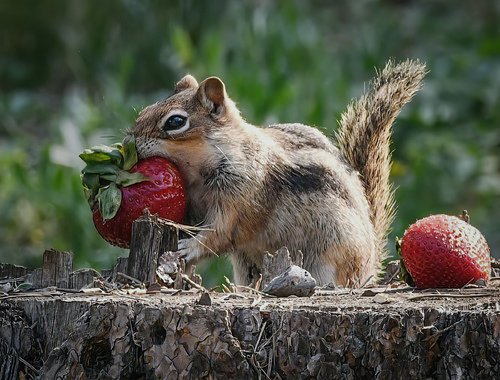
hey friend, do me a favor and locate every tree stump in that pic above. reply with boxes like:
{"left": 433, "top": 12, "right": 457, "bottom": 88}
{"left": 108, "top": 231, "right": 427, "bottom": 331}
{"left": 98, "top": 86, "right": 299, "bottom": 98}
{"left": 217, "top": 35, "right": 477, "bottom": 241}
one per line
{"left": 2, "top": 286, "right": 500, "bottom": 379}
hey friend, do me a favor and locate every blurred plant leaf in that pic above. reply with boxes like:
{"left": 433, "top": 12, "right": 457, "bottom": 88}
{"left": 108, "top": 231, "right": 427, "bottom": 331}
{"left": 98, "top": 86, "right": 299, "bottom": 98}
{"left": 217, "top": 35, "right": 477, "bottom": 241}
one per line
{"left": 16, "top": 282, "right": 33, "bottom": 291}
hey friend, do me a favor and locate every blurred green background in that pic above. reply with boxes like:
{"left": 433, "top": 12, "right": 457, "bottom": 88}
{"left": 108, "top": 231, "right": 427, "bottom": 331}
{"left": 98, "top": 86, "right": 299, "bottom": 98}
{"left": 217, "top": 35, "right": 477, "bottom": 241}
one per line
{"left": 1, "top": 0, "right": 499, "bottom": 288}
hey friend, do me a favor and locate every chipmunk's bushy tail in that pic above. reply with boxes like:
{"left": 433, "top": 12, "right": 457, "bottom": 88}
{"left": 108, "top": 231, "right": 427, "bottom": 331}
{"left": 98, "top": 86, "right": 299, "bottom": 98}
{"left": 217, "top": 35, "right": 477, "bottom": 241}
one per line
{"left": 336, "top": 59, "right": 427, "bottom": 263}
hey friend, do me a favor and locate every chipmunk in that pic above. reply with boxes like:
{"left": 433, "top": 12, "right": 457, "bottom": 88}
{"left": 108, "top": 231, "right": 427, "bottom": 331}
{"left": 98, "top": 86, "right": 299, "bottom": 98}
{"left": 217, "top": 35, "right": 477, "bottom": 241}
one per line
{"left": 131, "top": 59, "right": 426, "bottom": 287}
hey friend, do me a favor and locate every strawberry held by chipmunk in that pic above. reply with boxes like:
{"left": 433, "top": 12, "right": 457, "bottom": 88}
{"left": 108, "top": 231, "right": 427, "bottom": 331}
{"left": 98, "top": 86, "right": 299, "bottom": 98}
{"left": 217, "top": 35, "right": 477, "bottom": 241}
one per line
{"left": 399, "top": 212, "right": 491, "bottom": 289}
{"left": 80, "top": 135, "right": 186, "bottom": 248}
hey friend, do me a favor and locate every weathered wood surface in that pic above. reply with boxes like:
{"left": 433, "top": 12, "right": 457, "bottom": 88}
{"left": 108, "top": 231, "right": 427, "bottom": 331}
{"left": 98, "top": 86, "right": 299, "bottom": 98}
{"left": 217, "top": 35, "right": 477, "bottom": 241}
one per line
{"left": 2, "top": 250, "right": 102, "bottom": 292}
{"left": 41, "top": 249, "right": 73, "bottom": 289}
{"left": 128, "top": 211, "right": 179, "bottom": 286}
{"left": 0, "top": 263, "right": 29, "bottom": 281}
{"left": 2, "top": 286, "right": 500, "bottom": 379}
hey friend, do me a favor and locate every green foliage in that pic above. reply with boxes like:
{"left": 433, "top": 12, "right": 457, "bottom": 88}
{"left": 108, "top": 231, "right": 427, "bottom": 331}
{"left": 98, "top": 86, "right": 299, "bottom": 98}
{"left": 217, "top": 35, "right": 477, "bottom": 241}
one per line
{"left": 1, "top": 1, "right": 499, "bottom": 285}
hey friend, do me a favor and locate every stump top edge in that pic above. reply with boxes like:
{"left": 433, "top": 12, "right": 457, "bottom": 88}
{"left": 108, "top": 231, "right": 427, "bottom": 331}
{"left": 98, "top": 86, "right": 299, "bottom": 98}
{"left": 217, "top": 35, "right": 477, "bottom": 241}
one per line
{"left": 3, "top": 286, "right": 500, "bottom": 315}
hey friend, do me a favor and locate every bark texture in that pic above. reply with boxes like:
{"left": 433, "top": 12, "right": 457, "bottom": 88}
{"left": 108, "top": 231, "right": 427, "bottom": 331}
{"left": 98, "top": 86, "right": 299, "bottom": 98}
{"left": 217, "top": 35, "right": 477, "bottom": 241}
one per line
{"left": 128, "top": 211, "right": 179, "bottom": 285}
{"left": 2, "top": 288, "right": 500, "bottom": 379}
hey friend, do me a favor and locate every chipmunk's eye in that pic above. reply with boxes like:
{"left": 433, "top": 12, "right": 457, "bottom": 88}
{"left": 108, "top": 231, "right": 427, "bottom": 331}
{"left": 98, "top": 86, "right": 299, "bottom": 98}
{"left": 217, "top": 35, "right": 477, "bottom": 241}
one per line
{"left": 166, "top": 115, "right": 186, "bottom": 129}
{"left": 161, "top": 111, "right": 190, "bottom": 135}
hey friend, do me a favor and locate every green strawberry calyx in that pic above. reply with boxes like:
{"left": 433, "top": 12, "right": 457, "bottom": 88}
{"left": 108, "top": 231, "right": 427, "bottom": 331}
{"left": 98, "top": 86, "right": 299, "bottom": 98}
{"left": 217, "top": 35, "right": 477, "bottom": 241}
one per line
{"left": 79, "top": 134, "right": 149, "bottom": 221}
{"left": 396, "top": 237, "right": 415, "bottom": 287}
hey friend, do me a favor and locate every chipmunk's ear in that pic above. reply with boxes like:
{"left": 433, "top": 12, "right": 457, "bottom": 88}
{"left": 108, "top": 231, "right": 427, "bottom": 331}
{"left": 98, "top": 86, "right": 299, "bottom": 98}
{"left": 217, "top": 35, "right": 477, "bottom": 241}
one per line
{"left": 175, "top": 75, "right": 198, "bottom": 93}
{"left": 197, "top": 77, "right": 227, "bottom": 115}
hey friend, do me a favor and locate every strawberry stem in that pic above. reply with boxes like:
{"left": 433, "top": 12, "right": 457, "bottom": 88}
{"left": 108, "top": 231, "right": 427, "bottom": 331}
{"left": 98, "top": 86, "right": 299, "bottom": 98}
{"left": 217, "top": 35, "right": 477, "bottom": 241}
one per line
{"left": 80, "top": 134, "right": 149, "bottom": 220}
{"left": 459, "top": 210, "right": 470, "bottom": 224}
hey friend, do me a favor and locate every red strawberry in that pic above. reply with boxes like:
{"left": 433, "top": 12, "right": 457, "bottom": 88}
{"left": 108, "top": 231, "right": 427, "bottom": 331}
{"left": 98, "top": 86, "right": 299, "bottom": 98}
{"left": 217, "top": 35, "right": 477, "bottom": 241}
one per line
{"left": 80, "top": 136, "right": 186, "bottom": 248}
{"left": 399, "top": 213, "right": 491, "bottom": 289}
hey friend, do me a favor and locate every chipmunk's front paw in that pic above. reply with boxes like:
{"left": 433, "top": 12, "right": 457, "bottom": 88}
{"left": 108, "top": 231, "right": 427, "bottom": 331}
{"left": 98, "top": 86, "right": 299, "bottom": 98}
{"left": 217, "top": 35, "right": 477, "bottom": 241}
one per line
{"left": 177, "top": 238, "right": 201, "bottom": 264}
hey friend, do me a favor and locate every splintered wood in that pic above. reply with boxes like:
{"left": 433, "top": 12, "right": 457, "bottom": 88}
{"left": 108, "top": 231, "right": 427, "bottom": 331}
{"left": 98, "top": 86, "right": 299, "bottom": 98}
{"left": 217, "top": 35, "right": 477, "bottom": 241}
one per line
{"left": 127, "top": 210, "right": 178, "bottom": 285}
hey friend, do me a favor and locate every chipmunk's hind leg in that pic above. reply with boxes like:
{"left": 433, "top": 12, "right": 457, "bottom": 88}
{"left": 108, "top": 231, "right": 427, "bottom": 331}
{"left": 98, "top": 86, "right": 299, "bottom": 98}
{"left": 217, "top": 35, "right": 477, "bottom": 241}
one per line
{"left": 230, "top": 252, "right": 262, "bottom": 287}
